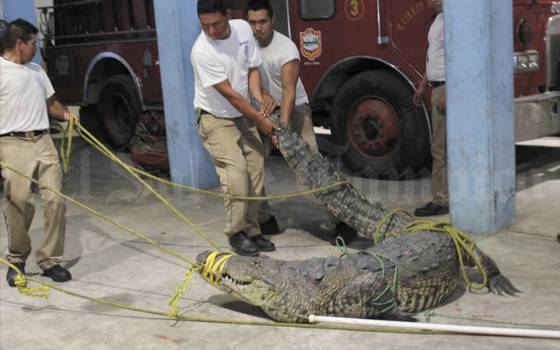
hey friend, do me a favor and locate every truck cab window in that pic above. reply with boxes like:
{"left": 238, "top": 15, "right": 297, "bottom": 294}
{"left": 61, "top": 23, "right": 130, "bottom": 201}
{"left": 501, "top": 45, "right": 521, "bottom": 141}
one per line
{"left": 300, "top": 0, "right": 335, "bottom": 20}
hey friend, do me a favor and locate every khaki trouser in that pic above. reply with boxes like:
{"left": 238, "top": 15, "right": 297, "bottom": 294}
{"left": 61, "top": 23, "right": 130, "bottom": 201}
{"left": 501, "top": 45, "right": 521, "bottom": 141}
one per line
{"left": 0, "top": 134, "right": 66, "bottom": 270}
{"left": 259, "top": 103, "right": 318, "bottom": 222}
{"left": 430, "top": 85, "right": 448, "bottom": 206}
{"left": 197, "top": 114, "right": 265, "bottom": 238}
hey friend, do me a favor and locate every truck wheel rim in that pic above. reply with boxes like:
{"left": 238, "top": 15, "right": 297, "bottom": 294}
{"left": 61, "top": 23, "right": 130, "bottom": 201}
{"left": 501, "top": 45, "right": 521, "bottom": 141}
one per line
{"left": 346, "top": 98, "right": 400, "bottom": 158}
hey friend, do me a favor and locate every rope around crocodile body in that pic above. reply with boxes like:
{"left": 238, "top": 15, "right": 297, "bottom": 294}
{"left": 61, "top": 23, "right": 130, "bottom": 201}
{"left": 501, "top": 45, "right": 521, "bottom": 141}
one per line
{"left": 398, "top": 219, "right": 488, "bottom": 290}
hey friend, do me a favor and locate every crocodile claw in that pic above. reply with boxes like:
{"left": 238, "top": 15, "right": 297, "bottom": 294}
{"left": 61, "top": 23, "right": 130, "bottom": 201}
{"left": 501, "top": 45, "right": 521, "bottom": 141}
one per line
{"left": 488, "top": 274, "right": 521, "bottom": 296}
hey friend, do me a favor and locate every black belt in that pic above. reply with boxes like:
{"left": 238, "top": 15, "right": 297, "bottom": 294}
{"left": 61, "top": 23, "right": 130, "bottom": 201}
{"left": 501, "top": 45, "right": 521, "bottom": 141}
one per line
{"left": 429, "top": 81, "right": 445, "bottom": 88}
{"left": 0, "top": 129, "right": 49, "bottom": 138}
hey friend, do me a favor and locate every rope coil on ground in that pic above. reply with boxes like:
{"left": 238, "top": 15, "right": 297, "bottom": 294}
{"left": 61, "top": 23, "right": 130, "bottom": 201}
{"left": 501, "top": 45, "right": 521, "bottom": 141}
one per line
{"left": 0, "top": 257, "right": 50, "bottom": 298}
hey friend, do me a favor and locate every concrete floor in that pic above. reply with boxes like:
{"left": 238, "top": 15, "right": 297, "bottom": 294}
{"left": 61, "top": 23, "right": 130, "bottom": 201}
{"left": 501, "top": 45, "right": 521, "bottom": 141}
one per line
{"left": 1, "top": 140, "right": 559, "bottom": 349}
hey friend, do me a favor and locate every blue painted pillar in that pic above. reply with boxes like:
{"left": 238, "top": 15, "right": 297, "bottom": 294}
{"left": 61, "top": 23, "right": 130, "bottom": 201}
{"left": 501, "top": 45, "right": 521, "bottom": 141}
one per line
{"left": 0, "top": 0, "right": 41, "bottom": 63}
{"left": 0, "top": 0, "right": 36, "bottom": 22}
{"left": 153, "top": 0, "right": 218, "bottom": 188}
{"left": 444, "top": 0, "right": 515, "bottom": 233}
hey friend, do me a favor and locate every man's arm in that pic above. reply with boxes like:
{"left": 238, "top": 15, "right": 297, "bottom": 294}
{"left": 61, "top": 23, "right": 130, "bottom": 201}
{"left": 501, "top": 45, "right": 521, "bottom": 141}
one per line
{"left": 279, "top": 59, "right": 300, "bottom": 127}
{"left": 413, "top": 73, "right": 428, "bottom": 107}
{"left": 213, "top": 79, "right": 275, "bottom": 135}
{"left": 248, "top": 67, "right": 276, "bottom": 116}
{"left": 47, "top": 95, "right": 79, "bottom": 122}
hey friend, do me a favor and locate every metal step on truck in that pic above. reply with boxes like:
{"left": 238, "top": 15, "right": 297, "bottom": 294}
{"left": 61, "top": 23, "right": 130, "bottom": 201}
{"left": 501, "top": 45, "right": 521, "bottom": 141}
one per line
{"left": 39, "top": 0, "right": 560, "bottom": 177}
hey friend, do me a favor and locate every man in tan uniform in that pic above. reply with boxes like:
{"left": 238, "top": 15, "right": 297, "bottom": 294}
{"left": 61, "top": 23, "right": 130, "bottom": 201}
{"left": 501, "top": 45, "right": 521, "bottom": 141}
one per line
{"left": 192, "top": 0, "right": 277, "bottom": 256}
{"left": 246, "top": 0, "right": 319, "bottom": 235}
{"left": 413, "top": 0, "right": 449, "bottom": 216}
{"left": 1, "top": 19, "right": 79, "bottom": 286}
{"left": 246, "top": 0, "right": 358, "bottom": 243}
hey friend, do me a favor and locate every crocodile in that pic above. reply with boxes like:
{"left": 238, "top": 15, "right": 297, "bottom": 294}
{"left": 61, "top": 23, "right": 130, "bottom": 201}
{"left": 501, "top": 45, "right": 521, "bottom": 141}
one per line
{"left": 196, "top": 115, "right": 519, "bottom": 322}
{"left": 197, "top": 232, "right": 518, "bottom": 323}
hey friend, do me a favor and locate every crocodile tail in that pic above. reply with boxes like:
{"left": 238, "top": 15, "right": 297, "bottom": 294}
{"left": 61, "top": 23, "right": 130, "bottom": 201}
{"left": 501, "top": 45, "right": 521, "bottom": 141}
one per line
{"left": 271, "top": 114, "right": 412, "bottom": 241}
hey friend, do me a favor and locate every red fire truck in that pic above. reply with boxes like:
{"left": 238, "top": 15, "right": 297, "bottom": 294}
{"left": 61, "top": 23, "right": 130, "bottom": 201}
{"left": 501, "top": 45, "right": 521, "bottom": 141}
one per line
{"left": 40, "top": 0, "right": 560, "bottom": 177}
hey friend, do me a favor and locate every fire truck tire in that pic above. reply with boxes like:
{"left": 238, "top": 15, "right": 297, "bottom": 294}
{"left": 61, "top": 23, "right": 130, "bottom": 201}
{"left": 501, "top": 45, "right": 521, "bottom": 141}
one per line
{"left": 98, "top": 75, "right": 142, "bottom": 149}
{"left": 79, "top": 106, "right": 109, "bottom": 144}
{"left": 331, "top": 70, "right": 430, "bottom": 179}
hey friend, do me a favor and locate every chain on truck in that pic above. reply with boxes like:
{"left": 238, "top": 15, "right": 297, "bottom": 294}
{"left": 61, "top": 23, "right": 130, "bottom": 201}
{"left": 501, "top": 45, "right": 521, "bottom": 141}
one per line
{"left": 38, "top": 0, "right": 560, "bottom": 178}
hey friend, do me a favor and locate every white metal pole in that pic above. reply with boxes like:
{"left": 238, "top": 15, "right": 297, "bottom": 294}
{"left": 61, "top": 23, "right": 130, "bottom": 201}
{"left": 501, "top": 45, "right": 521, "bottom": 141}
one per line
{"left": 308, "top": 315, "right": 560, "bottom": 339}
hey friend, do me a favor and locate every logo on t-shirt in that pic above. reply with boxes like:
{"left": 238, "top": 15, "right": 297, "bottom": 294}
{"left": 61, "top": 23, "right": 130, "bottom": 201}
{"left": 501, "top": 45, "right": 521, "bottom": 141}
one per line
{"left": 239, "top": 40, "right": 250, "bottom": 59}
{"left": 34, "top": 76, "right": 45, "bottom": 90}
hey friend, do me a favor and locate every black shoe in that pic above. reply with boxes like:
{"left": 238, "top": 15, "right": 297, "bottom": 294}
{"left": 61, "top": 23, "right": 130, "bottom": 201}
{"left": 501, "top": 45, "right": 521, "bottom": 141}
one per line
{"left": 42, "top": 265, "right": 72, "bottom": 282}
{"left": 414, "top": 202, "right": 449, "bottom": 217}
{"left": 251, "top": 235, "right": 276, "bottom": 252}
{"left": 260, "top": 216, "right": 280, "bottom": 235}
{"left": 229, "top": 231, "right": 259, "bottom": 256}
{"left": 6, "top": 262, "right": 25, "bottom": 287}
{"left": 331, "top": 222, "right": 358, "bottom": 245}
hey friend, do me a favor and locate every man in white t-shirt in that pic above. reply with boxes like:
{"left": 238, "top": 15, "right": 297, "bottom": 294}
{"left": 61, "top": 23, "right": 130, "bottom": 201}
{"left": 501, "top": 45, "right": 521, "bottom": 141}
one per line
{"left": 192, "top": 0, "right": 278, "bottom": 256}
{"left": 246, "top": 0, "right": 318, "bottom": 152}
{"left": 0, "top": 19, "right": 79, "bottom": 287}
{"left": 246, "top": 0, "right": 319, "bottom": 236}
{"left": 245, "top": 0, "right": 357, "bottom": 244}
{"left": 413, "top": 0, "right": 449, "bottom": 217}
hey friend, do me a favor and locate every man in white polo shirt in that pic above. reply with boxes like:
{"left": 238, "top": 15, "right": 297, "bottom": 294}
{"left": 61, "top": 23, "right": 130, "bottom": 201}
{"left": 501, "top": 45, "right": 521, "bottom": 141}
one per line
{"left": 192, "top": 0, "right": 277, "bottom": 256}
{"left": 413, "top": 0, "right": 449, "bottom": 217}
{"left": 0, "top": 19, "right": 78, "bottom": 286}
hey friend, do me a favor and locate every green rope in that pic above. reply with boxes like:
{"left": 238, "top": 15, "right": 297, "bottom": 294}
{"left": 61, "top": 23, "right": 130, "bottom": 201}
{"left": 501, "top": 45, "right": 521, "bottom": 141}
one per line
{"left": 334, "top": 236, "right": 399, "bottom": 314}
{"left": 335, "top": 236, "right": 349, "bottom": 257}
{"left": 372, "top": 206, "right": 489, "bottom": 291}
{"left": 358, "top": 250, "right": 400, "bottom": 314}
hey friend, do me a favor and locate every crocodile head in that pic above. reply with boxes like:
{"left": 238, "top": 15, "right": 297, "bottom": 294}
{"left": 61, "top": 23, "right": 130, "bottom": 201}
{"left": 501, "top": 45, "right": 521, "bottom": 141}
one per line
{"left": 196, "top": 251, "right": 396, "bottom": 323}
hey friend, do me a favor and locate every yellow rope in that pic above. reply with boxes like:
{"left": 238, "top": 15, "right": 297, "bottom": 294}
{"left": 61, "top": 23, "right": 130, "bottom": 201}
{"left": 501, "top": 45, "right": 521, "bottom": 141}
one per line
{"left": 1, "top": 268, "right": 432, "bottom": 334}
{"left": 402, "top": 220, "right": 488, "bottom": 290}
{"left": 64, "top": 123, "right": 220, "bottom": 251}
{"left": 0, "top": 257, "right": 50, "bottom": 298}
{"left": 0, "top": 162, "right": 195, "bottom": 266}
{"left": 60, "top": 118, "right": 75, "bottom": 173}
{"left": 199, "top": 252, "right": 233, "bottom": 286}
{"left": 167, "top": 265, "right": 197, "bottom": 319}
{"left": 0, "top": 123, "right": 448, "bottom": 334}
{"left": 70, "top": 121, "right": 347, "bottom": 201}
{"left": 372, "top": 208, "right": 413, "bottom": 244}
{"left": 130, "top": 165, "right": 348, "bottom": 201}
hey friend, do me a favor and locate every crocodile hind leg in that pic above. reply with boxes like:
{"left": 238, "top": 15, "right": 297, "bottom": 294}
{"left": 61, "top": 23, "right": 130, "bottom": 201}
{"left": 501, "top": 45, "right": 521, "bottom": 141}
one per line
{"left": 464, "top": 246, "right": 521, "bottom": 295}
